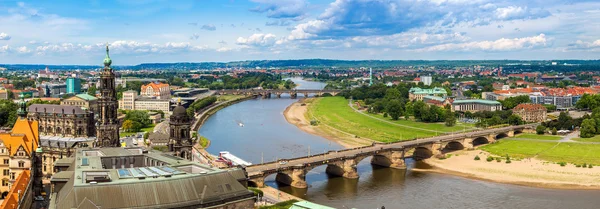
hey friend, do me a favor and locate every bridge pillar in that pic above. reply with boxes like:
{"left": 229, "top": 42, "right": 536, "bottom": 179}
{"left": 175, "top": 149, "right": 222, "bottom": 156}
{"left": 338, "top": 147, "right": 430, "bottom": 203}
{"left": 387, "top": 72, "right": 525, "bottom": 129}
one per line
{"left": 290, "top": 92, "right": 297, "bottom": 99}
{"left": 303, "top": 93, "right": 309, "bottom": 98}
{"left": 275, "top": 168, "right": 307, "bottom": 189}
{"left": 463, "top": 138, "right": 474, "bottom": 149}
{"left": 253, "top": 177, "right": 265, "bottom": 188}
{"left": 276, "top": 92, "right": 282, "bottom": 98}
{"left": 507, "top": 130, "right": 515, "bottom": 137}
{"left": 488, "top": 134, "right": 497, "bottom": 143}
{"left": 341, "top": 158, "right": 359, "bottom": 178}
{"left": 431, "top": 142, "right": 443, "bottom": 157}
{"left": 371, "top": 150, "right": 406, "bottom": 169}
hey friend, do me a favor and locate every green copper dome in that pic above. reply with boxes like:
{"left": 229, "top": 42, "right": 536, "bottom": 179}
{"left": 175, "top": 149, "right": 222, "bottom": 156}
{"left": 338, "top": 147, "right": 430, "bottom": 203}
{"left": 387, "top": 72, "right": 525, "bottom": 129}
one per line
{"left": 103, "top": 44, "right": 112, "bottom": 67}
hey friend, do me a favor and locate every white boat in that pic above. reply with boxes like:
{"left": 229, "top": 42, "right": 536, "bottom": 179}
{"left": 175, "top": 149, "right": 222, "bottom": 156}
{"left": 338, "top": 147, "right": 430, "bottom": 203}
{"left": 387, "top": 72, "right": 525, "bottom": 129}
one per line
{"left": 238, "top": 123, "right": 244, "bottom": 127}
{"left": 219, "top": 151, "right": 252, "bottom": 166}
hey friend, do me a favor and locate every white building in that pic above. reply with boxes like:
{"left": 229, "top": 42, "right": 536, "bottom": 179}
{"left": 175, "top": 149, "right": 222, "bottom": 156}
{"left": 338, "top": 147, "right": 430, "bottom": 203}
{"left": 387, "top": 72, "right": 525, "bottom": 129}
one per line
{"left": 420, "top": 75, "right": 432, "bottom": 86}
{"left": 119, "top": 90, "right": 171, "bottom": 113}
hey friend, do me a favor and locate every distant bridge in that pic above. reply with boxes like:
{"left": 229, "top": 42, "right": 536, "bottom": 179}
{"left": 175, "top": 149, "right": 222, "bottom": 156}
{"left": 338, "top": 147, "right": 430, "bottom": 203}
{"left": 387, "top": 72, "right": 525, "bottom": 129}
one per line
{"left": 245, "top": 124, "right": 536, "bottom": 188}
{"left": 216, "top": 89, "right": 342, "bottom": 98}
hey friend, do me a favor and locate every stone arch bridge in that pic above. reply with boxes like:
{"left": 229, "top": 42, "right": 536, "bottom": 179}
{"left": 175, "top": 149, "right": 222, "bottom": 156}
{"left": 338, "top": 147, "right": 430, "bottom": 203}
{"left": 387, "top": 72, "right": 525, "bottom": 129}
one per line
{"left": 245, "top": 124, "right": 535, "bottom": 188}
{"left": 216, "top": 89, "right": 342, "bottom": 99}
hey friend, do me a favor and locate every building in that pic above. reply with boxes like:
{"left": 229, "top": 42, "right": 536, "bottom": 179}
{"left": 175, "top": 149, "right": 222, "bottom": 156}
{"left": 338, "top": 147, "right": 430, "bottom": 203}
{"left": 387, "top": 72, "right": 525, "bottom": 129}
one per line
{"left": 420, "top": 75, "right": 432, "bottom": 86}
{"left": 452, "top": 99, "right": 502, "bottom": 112}
{"left": 40, "top": 83, "right": 67, "bottom": 98}
{"left": 49, "top": 147, "right": 255, "bottom": 209}
{"left": 168, "top": 101, "right": 193, "bottom": 160}
{"left": 0, "top": 89, "right": 8, "bottom": 100}
{"left": 66, "top": 77, "right": 81, "bottom": 94}
{"left": 0, "top": 170, "right": 32, "bottom": 209}
{"left": 513, "top": 103, "right": 547, "bottom": 122}
{"left": 28, "top": 104, "right": 95, "bottom": 138}
{"left": 141, "top": 82, "right": 171, "bottom": 99}
{"left": 119, "top": 90, "right": 171, "bottom": 113}
{"left": 409, "top": 87, "right": 447, "bottom": 101}
{"left": 0, "top": 96, "right": 39, "bottom": 195}
{"left": 38, "top": 67, "right": 58, "bottom": 79}
{"left": 61, "top": 93, "right": 99, "bottom": 113}
{"left": 96, "top": 45, "right": 120, "bottom": 147}
{"left": 423, "top": 96, "right": 453, "bottom": 107}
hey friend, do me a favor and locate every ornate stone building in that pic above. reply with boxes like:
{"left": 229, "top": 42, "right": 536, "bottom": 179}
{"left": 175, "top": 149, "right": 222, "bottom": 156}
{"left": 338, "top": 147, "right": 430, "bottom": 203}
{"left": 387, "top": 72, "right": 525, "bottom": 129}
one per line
{"left": 27, "top": 104, "right": 95, "bottom": 137}
{"left": 96, "top": 45, "right": 120, "bottom": 147}
{"left": 168, "top": 101, "right": 193, "bottom": 160}
{"left": 513, "top": 103, "right": 547, "bottom": 122}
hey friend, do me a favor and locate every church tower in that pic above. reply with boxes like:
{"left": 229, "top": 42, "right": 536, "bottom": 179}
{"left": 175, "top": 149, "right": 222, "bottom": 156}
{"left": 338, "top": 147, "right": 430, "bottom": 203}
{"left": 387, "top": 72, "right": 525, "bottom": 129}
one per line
{"left": 168, "top": 100, "right": 193, "bottom": 160}
{"left": 96, "top": 45, "right": 120, "bottom": 147}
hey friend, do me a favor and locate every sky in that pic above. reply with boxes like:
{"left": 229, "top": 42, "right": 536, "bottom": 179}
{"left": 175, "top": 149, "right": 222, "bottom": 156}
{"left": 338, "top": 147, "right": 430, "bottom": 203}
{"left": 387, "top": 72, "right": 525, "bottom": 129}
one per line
{"left": 0, "top": 0, "right": 599, "bottom": 65}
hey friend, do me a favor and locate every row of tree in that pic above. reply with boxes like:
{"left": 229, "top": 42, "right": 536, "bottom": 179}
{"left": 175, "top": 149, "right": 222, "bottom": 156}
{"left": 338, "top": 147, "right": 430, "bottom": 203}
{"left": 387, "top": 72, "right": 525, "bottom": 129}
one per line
{"left": 580, "top": 108, "right": 600, "bottom": 138}
{"left": 186, "top": 96, "right": 218, "bottom": 117}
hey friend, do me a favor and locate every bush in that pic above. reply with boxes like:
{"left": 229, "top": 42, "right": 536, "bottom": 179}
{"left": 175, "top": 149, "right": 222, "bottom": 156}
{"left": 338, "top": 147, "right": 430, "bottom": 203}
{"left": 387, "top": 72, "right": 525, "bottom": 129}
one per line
{"left": 383, "top": 112, "right": 388, "bottom": 118}
{"left": 474, "top": 155, "right": 480, "bottom": 161}
{"left": 486, "top": 156, "right": 494, "bottom": 162}
{"left": 496, "top": 157, "right": 501, "bottom": 162}
{"left": 505, "top": 155, "right": 511, "bottom": 161}
{"left": 536, "top": 125, "right": 546, "bottom": 135}
{"left": 248, "top": 187, "right": 263, "bottom": 196}
{"left": 506, "top": 160, "right": 511, "bottom": 164}
{"left": 551, "top": 127, "right": 558, "bottom": 135}
{"left": 590, "top": 164, "right": 594, "bottom": 168}
{"left": 583, "top": 163, "right": 588, "bottom": 168}
{"left": 559, "top": 162, "right": 567, "bottom": 167}
{"left": 576, "top": 164, "right": 581, "bottom": 168}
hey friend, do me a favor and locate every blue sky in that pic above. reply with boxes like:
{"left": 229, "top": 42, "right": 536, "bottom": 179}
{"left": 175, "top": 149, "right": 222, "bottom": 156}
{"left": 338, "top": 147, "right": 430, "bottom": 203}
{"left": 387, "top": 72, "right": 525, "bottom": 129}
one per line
{"left": 0, "top": 0, "right": 599, "bottom": 65}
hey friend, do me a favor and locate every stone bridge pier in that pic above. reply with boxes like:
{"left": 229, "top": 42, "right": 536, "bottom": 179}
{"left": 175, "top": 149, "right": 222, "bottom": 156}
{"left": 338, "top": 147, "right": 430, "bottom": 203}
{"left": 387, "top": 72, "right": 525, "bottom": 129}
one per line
{"left": 261, "top": 92, "right": 271, "bottom": 99}
{"left": 275, "top": 166, "right": 308, "bottom": 188}
{"left": 290, "top": 92, "right": 297, "bottom": 99}
{"left": 370, "top": 150, "right": 407, "bottom": 169}
{"left": 275, "top": 92, "right": 282, "bottom": 98}
{"left": 303, "top": 93, "right": 309, "bottom": 98}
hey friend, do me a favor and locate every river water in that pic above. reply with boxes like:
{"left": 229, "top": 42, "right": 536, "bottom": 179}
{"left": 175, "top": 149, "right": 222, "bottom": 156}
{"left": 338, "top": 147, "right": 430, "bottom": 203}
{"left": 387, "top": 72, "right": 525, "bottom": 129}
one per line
{"left": 199, "top": 77, "right": 600, "bottom": 209}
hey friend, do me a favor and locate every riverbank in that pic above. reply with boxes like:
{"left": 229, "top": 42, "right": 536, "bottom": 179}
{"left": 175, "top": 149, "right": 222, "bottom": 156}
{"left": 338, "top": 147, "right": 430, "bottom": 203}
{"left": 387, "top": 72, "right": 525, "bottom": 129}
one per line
{"left": 416, "top": 149, "right": 600, "bottom": 190}
{"left": 192, "top": 95, "right": 253, "bottom": 149}
{"left": 283, "top": 98, "right": 374, "bottom": 148}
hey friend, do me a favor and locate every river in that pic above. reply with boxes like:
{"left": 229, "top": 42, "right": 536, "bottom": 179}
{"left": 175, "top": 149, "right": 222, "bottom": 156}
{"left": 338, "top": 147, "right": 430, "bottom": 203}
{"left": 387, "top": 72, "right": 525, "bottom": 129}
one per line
{"left": 199, "top": 77, "right": 600, "bottom": 209}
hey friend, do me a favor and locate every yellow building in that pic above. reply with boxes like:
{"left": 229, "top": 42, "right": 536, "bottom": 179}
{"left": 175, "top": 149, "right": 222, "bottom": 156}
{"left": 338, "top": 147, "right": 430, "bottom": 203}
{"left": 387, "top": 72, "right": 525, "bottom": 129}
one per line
{"left": 60, "top": 93, "right": 98, "bottom": 113}
{"left": 0, "top": 95, "right": 39, "bottom": 198}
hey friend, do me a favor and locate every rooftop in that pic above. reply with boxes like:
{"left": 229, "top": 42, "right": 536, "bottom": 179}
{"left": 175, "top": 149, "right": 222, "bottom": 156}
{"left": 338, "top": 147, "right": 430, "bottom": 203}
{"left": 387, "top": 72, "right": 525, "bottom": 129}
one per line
{"left": 75, "top": 93, "right": 98, "bottom": 101}
{"left": 453, "top": 99, "right": 501, "bottom": 105}
{"left": 409, "top": 87, "right": 447, "bottom": 95}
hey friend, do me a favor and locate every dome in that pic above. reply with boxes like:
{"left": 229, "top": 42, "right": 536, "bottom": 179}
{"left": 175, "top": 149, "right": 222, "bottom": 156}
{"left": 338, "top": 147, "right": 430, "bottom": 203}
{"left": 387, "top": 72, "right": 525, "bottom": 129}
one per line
{"left": 103, "top": 44, "right": 112, "bottom": 67}
{"left": 172, "top": 104, "right": 187, "bottom": 117}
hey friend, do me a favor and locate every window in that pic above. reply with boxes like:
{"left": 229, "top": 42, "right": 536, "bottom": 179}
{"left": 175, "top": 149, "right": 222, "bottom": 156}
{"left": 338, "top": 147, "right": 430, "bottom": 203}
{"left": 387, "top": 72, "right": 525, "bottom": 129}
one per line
{"left": 2, "top": 179, "right": 7, "bottom": 186}
{"left": 2, "top": 169, "right": 8, "bottom": 176}
{"left": 3, "top": 159, "right": 7, "bottom": 165}
{"left": 18, "top": 161, "right": 24, "bottom": 168}
{"left": 10, "top": 172, "right": 14, "bottom": 180}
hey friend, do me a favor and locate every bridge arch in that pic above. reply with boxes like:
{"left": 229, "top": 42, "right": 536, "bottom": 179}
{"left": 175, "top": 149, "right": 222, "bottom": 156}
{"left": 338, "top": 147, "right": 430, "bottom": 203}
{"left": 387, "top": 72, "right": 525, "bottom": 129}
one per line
{"left": 442, "top": 141, "right": 465, "bottom": 153}
{"left": 412, "top": 147, "right": 433, "bottom": 160}
{"left": 496, "top": 133, "right": 509, "bottom": 140}
{"left": 472, "top": 136, "right": 489, "bottom": 146}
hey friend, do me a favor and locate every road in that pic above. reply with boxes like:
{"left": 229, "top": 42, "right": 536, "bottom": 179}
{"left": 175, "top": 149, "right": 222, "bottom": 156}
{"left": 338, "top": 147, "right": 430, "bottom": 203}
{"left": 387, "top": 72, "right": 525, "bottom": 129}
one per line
{"left": 246, "top": 124, "right": 534, "bottom": 175}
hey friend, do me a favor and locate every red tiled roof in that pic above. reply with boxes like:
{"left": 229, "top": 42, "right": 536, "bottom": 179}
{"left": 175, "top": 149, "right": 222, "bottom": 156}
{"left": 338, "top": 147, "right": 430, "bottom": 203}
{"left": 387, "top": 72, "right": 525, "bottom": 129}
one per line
{"left": 513, "top": 103, "right": 546, "bottom": 111}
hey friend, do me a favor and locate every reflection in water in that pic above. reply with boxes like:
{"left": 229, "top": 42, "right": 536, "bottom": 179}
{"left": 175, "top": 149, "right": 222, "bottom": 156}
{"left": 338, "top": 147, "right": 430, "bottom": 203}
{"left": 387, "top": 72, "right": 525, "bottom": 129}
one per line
{"left": 201, "top": 78, "right": 600, "bottom": 209}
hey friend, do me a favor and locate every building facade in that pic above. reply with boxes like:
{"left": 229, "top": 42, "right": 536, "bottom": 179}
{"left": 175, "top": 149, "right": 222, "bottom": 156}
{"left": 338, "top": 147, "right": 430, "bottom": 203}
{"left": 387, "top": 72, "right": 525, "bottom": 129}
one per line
{"left": 420, "top": 75, "right": 432, "bottom": 86}
{"left": 60, "top": 94, "right": 98, "bottom": 113}
{"left": 141, "top": 82, "right": 171, "bottom": 99}
{"left": 40, "top": 83, "right": 67, "bottom": 98}
{"left": 66, "top": 77, "right": 81, "bottom": 94}
{"left": 409, "top": 87, "right": 447, "bottom": 101}
{"left": 96, "top": 45, "right": 120, "bottom": 147}
{"left": 119, "top": 90, "right": 171, "bottom": 113}
{"left": 513, "top": 103, "right": 547, "bottom": 122}
{"left": 28, "top": 104, "right": 96, "bottom": 138}
{"left": 452, "top": 99, "right": 502, "bottom": 112}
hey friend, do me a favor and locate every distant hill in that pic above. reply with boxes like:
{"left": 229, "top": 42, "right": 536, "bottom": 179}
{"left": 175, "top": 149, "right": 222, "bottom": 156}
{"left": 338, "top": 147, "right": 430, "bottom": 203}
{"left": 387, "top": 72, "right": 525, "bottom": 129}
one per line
{"left": 2, "top": 59, "right": 600, "bottom": 71}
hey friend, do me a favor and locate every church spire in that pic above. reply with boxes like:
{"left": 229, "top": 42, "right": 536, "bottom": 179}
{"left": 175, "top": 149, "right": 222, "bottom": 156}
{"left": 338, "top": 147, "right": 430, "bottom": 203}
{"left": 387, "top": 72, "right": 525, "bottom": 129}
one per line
{"left": 103, "top": 44, "right": 112, "bottom": 67}
{"left": 17, "top": 94, "right": 27, "bottom": 118}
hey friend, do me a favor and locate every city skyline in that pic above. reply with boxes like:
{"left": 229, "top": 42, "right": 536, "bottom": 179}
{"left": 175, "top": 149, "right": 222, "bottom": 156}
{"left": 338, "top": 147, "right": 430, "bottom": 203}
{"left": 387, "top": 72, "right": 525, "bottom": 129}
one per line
{"left": 0, "top": 0, "right": 599, "bottom": 65}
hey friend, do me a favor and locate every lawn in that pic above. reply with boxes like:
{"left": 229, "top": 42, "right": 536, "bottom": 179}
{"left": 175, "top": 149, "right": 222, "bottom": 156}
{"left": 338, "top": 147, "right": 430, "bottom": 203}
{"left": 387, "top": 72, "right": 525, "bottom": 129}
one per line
{"left": 480, "top": 140, "right": 557, "bottom": 159}
{"left": 481, "top": 140, "right": 600, "bottom": 165}
{"left": 309, "top": 97, "right": 467, "bottom": 142}
{"left": 512, "top": 133, "right": 563, "bottom": 140}
{"left": 368, "top": 112, "right": 475, "bottom": 133}
{"left": 572, "top": 135, "right": 600, "bottom": 143}
{"left": 120, "top": 124, "right": 155, "bottom": 137}
{"left": 217, "top": 95, "right": 245, "bottom": 102}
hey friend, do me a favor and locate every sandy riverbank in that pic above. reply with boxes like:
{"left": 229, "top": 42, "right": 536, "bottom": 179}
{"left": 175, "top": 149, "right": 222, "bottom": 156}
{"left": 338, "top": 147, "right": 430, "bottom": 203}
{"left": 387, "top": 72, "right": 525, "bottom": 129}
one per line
{"left": 417, "top": 150, "right": 600, "bottom": 190}
{"left": 283, "top": 98, "right": 374, "bottom": 148}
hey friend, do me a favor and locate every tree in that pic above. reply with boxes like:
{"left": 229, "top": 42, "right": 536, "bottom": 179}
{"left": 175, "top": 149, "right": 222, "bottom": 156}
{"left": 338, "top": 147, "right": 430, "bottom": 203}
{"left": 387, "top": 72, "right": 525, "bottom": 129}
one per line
{"left": 445, "top": 108, "right": 456, "bottom": 127}
{"left": 536, "top": 125, "right": 546, "bottom": 135}
{"left": 386, "top": 100, "right": 402, "bottom": 120}
{"left": 124, "top": 110, "right": 151, "bottom": 128}
{"left": 500, "top": 95, "right": 531, "bottom": 109}
{"left": 87, "top": 86, "right": 97, "bottom": 96}
{"left": 580, "top": 119, "right": 597, "bottom": 138}
{"left": 0, "top": 99, "right": 18, "bottom": 127}
{"left": 122, "top": 120, "right": 134, "bottom": 132}
{"left": 552, "top": 127, "right": 558, "bottom": 135}
{"left": 508, "top": 114, "right": 523, "bottom": 125}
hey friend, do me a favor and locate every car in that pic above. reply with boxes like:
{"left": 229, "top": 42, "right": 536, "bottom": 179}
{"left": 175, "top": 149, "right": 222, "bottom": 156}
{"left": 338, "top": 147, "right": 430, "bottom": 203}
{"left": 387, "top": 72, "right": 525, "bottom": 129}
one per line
{"left": 279, "top": 161, "right": 287, "bottom": 165}
{"left": 34, "top": 196, "right": 44, "bottom": 201}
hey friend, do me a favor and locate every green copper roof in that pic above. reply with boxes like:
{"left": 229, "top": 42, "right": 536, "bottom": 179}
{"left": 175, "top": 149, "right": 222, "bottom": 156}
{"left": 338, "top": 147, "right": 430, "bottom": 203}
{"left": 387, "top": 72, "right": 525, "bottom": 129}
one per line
{"left": 17, "top": 94, "right": 27, "bottom": 117}
{"left": 76, "top": 93, "right": 98, "bottom": 101}
{"left": 290, "top": 201, "right": 336, "bottom": 209}
{"left": 103, "top": 44, "right": 112, "bottom": 67}
{"left": 409, "top": 87, "right": 447, "bottom": 95}
{"left": 452, "top": 99, "right": 501, "bottom": 105}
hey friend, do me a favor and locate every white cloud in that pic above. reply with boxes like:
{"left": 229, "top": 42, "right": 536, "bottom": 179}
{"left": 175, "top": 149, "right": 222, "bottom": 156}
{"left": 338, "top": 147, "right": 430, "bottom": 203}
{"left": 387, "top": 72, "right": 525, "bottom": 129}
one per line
{"left": 16, "top": 46, "right": 30, "bottom": 54}
{"left": 417, "top": 34, "right": 548, "bottom": 51}
{"left": 237, "top": 33, "right": 279, "bottom": 47}
{"left": 0, "top": 33, "right": 11, "bottom": 41}
{"left": 0, "top": 45, "right": 9, "bottom": 53}
{"left": 200, "top": 24, "right": 216, "bottom": 31}
{"left": 216, "top": 47, "right": 232, "bottom": 52}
